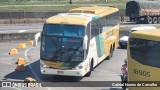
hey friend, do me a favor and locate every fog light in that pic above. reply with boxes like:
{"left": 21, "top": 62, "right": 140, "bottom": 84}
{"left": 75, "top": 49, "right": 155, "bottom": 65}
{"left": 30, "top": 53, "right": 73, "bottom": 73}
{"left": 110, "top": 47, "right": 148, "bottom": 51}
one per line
{"left": 41, "top": 70, "right": 45, "bottom": 72}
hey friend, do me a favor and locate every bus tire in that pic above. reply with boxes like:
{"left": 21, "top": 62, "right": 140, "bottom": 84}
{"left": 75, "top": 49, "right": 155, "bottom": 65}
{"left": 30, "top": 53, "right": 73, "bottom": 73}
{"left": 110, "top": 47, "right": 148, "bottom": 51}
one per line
{"left": 158, "top": 17, "right": 160, "bottom": 23}
{"left": 85, "top": 61, "right": 93, "bottom": 77}
{"left": 106, "top": 47, "right": 113, "bottom": 60}
{"left": 153, "top": 17, "right": 158, "bottom": 24}
{"left": 110, "top": 48, "right": 113, "bottom": 57}
{"left": 129, "top": 17, "right": 135, "bottom": 21}
{"left": 147, "top": 16, "right": 152, "bottom": 24}
{"left": 113, "top": 43, "right": 115, "bottom": 51}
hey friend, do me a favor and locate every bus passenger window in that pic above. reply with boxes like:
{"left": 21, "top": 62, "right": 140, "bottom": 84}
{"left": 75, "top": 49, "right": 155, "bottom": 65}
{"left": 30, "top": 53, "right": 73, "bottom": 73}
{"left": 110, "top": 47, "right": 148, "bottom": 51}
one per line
{"left": 130, "top": 38, "right": 160, "bottom": 68}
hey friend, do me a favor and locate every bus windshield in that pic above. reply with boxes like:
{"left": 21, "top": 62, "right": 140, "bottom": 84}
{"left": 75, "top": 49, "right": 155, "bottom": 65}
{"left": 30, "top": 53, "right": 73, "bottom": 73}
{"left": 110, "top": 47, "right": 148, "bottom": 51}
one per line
{"left": 129, "top": 38, "right": 160, "bottom": 68}
{"left": 43, "top": 24, "right": 85, "bottom": 37}
{"left": 41, "top": 24, "right": 85, "bottom": 62}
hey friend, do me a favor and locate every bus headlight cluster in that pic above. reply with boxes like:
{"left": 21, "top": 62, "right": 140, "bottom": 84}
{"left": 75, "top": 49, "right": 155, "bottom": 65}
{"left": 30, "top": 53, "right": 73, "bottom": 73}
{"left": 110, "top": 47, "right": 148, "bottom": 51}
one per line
{"left": 72, "top": 66, "right": 83, "bottom": 70}
{"left": 41, "top": 63, "right": 49, "bottom": 68}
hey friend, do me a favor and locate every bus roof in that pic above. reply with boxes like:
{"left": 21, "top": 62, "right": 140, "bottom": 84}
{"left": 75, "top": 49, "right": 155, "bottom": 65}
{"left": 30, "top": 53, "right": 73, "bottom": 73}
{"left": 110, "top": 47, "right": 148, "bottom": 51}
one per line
{"left": 46, "top": 14, "right": 89, "bottom": 26}
{"left": 130, "top": 29, "right": 160, "bottom": 41}
{"left": 46, "top": 6, "right": 119, "bottom": 26}
{"left": 69, "top": 6, "right": 119, "bottom": 17}
{"left": 131, "top": 26, "right": 156, "bottom": 31}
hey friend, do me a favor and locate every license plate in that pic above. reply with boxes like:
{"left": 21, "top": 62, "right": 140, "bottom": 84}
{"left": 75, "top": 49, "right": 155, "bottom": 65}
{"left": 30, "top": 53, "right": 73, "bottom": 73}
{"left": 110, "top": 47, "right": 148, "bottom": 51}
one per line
{"left": 57, "top": 71, "right": 64, "bottom": 74}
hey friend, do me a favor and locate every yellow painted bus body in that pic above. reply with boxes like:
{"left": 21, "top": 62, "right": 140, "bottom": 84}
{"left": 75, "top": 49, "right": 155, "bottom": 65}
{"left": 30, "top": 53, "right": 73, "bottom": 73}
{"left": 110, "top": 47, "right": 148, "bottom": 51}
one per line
{"left": 128, "top": 30, "right": 160, "bottom": 90}
{"left": 40, "top": 6, "right": 119, "bottom": 76}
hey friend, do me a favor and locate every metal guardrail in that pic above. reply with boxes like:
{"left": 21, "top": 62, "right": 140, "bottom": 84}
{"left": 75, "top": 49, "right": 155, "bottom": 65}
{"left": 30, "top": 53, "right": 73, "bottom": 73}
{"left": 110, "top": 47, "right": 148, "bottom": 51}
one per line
{"left": 0, "top": 10, "right": 125, "bottom": 19}
{"left": 0, "top": 10, "right": 126, "bottom": 24}
{"left": 0, "top": 11, "right": 62, "bottom": 19}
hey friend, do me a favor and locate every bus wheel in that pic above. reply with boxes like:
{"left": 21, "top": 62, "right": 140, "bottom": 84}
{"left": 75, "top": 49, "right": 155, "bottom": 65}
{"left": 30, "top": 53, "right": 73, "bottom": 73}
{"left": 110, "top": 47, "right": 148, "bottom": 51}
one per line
{"left": 110, "top": 48, "right": 114, "bottom": 57}
{"left": 113, "top": 43, "right": 115, "bottom": 51}
{"left": 153, "top": 17, "right": 158, "bottom": 24}
{"left": 147, "top": 16, "right": 152, "bottom": 24}
{"left": 106, "top": 47, "right": 113, "bottom": 60}
{"left": 85, "top": 61, "right": 93, "bottom": 77}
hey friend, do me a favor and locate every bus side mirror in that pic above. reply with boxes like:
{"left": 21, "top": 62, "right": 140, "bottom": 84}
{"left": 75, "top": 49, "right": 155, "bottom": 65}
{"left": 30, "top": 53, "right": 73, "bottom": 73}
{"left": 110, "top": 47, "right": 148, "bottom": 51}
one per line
{"left": 83, "top": 35, "right": 88, "bottom": 50}
{"left": 34, "top": 32, "right": 41, "bottom": 47}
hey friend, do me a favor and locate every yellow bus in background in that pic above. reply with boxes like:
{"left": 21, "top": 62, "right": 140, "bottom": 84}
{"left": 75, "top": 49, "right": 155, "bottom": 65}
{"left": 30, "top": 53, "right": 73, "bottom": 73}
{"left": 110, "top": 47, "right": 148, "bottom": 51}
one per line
{"left": 40, "top": 6, "right": 119, "bottom": 77}
{"left": 127, "top": 30, "right": 160, "bottom": 90}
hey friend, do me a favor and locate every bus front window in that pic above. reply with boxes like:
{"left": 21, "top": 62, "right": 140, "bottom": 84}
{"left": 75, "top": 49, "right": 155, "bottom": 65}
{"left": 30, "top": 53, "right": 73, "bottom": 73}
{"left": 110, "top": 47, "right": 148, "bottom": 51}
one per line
{"left": 129, "top": 38, "right": 160, "bottom": 68}
{"left": 40, "top": 24, "right": 85, "bottom": 62}
{"left": 43, "top": 24, "right": 84, "bottom": 37}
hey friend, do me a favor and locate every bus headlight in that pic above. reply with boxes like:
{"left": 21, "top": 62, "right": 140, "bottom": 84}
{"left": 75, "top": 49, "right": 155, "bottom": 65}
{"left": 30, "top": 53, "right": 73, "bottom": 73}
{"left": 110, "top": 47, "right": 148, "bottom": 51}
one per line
{"left": 72, "top": 66, "right": 83, "bottom": 70}
{"left": 41, "top": 63, "right": 49, "bottom": 68}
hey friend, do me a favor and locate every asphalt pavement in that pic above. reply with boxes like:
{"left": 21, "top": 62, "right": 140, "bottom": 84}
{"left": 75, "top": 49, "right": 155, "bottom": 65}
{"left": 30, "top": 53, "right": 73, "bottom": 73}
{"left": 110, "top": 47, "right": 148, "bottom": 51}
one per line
{"left": 0, "top": 40, "right": 127, "bottom": 90}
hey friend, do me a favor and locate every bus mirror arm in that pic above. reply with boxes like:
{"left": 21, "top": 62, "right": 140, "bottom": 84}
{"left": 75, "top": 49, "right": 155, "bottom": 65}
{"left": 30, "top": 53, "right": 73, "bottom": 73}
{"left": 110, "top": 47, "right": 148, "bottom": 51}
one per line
{"left": 34, "top": 32, "right": 41, "bottom": 47}
{"left": 83, "top": 35, "right": 88, "bottom": 50}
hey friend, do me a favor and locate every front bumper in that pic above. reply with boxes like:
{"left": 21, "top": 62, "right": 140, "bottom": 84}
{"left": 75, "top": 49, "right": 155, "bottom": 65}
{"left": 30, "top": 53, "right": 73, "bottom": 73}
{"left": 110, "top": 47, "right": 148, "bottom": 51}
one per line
{"left": 40, "top": 67, "right": 85, "bottom": 76}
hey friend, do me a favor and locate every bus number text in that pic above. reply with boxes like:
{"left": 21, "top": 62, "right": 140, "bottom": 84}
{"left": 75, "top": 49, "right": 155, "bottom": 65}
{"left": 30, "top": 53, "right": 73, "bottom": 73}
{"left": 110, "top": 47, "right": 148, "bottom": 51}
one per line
{"left": 133, "top": 69, "right": 150, "bottom": 77}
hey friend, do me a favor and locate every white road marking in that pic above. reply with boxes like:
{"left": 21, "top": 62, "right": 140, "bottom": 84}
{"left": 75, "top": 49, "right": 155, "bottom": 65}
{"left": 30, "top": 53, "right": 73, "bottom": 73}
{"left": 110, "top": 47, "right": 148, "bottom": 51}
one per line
{"left": 18, "top": 30, "right": 26, "bottom": 33}
{"left": 25, "top": 47, "right": 51, "bottom": 90}
{"left": 0, "top": 30, "right": 18, "bottom": 33}
{"left": 0, "top": 29, "right": 41, "bottom": 34}
{"left": 25, "top": 47, "right": 41, "bottom": 81}
{"left": 120, "top": 25, "right": 125, "bottom": 27}
{"left": 11, "top": 87, "right": 23, "bottom": 90}
{"left": 0, "top": 62, "right": 12, "bottom": 65}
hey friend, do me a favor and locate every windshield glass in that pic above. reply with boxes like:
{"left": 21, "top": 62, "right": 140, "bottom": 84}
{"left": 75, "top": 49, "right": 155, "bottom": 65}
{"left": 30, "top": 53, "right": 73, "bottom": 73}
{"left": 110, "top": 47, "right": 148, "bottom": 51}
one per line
{"left": 41, "top": 24, "right": 85, "bottom": 62}
{"left": 129, "top": 38, "right": 160, "bottom": 68}
{"left": 43, "top": 24, "right": 85, "bottom": 37}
